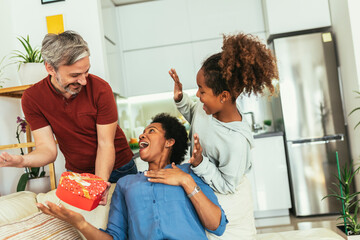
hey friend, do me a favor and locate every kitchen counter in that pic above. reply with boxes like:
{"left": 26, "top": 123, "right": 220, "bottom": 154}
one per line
{"left": 131, "top": 148, "right": 140, "bottom": 158}
{"left": 253, "top": 131, "right": 284, "bottom": 139}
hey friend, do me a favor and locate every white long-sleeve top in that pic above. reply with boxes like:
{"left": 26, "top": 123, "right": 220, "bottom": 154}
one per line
{"left": 176, "top": 93, "right": 254, "bottom": 194}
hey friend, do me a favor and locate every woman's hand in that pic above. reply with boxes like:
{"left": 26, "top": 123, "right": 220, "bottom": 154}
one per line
{"left": 145, "top": 163, "right": 191, "bottom": 187}
{"left": 169, "top": 68, "right": 183, "bottom": 102}
{"left": 189, "top": 133, "right": 203, "bottom": 167}
{"left": 37, "top": 201, "right": 86, "bottom": 230}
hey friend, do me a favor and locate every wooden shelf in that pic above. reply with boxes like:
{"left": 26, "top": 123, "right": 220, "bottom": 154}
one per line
{"left": 0, "top": 142, "right": 35, "bottom": 151}
{"left": 0, "top": 85, "right": 33, "bottom": 98}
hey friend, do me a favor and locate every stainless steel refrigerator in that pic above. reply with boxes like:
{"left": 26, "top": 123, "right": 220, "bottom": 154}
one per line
{"left": 272, "top": 31, "right": 353, "bottom": 217}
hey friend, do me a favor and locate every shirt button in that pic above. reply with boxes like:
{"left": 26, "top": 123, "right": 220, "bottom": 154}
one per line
{"left": 155, "top": 216, "right": 159, "bottom": 220}
{"left": 153, "top": 200, "right": 156, "bottom": 203}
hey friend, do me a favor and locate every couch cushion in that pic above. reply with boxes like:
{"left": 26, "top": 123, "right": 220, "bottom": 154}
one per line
{"left": 0, "top": 212, "right": 82, "bottom": 239}
{"left": 0, "top": 191, "right": 39, "bottom": 225}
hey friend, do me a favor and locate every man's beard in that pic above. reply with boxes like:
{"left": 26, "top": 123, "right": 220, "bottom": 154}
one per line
{"left": 56, "top": 73, "right": 82, "bottom": 95}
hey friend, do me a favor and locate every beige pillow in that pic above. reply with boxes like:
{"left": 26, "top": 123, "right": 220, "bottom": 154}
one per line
{"left": 0, "top": 212, "right": 82, "bottom": 239}
{"left": 0, "top": 191, "right": 39, "bottom": 225}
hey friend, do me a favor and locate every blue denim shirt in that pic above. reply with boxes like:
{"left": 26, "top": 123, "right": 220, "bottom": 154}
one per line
{"left": 102, "top": 164, "right": 228, "bottom": 240}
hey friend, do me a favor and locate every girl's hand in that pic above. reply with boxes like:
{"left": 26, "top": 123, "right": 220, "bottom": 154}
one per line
{"left": 169, "top": 68, "right": 183, "bottom": 102}
{"left": 145, "top": 163, "right": 191, "bottom": 186}
{"left": 189, "top": 133, "right": 203, "bottom": 167}
{"left": 37, "top": 201, "right": 87, "bottom": 230}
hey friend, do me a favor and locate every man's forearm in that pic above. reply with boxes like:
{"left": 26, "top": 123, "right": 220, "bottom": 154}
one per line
{"left": 95, "top": 144, "right": 115, "bottom": 181}
{"left": 22, "top": 146, "right": 57, "bottom": 167}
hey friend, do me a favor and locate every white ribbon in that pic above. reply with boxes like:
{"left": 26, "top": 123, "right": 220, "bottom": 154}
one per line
{"left": 68, "top": 173, "right": 91, "bottom": 187}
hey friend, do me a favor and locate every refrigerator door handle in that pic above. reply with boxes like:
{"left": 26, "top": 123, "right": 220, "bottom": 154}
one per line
{"left": 290, "top": 134, "right": 344, "bottom": 145}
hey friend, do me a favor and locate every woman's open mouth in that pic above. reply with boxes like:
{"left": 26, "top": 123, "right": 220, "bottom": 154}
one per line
{"left": 139, "top": 141, "right": 149, "bottom": 150}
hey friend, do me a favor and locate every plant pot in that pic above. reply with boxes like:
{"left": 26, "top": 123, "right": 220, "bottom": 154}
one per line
{"left": 25, "top": 176, "right": 51, "bottom": 194}
{"left": 337, "top": 226, "right": 360, "bottom": 240}
{"left": 18, "top": 63, "right": 48, "bottom": 85}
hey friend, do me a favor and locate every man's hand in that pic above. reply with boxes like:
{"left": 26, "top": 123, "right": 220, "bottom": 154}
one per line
{"left": 0, "top": 152, "right": 25, "bottom": 168}
{"left": 99, "top": 181, "right": 111, "bottom": 206}
{"left": 169, "top": 68, "right": 183, "bottom": 102}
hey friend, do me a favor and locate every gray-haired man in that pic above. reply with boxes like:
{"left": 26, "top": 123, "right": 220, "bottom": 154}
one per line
{"left": 0, "top": 31, "right": 136, "bottom": 204}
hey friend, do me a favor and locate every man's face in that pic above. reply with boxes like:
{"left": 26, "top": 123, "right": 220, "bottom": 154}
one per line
{"left": 47, "top": 56, "right": 90, "bottom": 96}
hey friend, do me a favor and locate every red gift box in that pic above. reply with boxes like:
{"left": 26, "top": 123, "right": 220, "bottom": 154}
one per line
{"left": 56, "top": 172, "right": 107, "bottom": 211}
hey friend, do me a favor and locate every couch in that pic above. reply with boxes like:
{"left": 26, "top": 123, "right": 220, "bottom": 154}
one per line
{"left": 0, "top": 185, "right": 344, "bottom": 240}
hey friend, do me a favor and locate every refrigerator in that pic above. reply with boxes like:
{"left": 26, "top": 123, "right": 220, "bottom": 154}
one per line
{"left": 272, "top": 31, "right": 353, "bottom": 217}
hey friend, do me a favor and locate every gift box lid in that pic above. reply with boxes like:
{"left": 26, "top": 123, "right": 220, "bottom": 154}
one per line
{"left": 56, "top": 172, "right": 108, "bottom": 211}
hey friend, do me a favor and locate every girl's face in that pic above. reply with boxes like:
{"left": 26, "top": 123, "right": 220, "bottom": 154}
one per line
{"left": 138, "top": 123, "right": 169, "bottom": 163}
{"left": 196, "top": 68, "right": 223, "bottom": 115}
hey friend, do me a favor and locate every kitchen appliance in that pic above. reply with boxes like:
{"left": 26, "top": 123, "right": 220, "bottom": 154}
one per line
{"left": 271, "top": 31, "right": 353, "bottom": 217}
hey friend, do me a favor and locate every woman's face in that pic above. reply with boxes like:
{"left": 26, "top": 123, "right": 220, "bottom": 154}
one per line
{"left": 138, "top": 123, "right": 168, "bottom": 163}
{"left": 196, "top": 68, "right": 223, "bottom": 115}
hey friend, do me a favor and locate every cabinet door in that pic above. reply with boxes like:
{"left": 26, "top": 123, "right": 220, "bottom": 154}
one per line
{"left": 102, "top": 6, "right": 118, "bottom": 45}
{"left": 117, "top": 0, "right": 192, "bottom": 51}
{"left": 263, "top": 0, "right": 331, "bottom": 35}
{"left": 187, "top": 0, "right": 265, "bottom": 41}
{"left": 123, "top": 43, "right": 195, "bottom": 97}
{"left": 251, "top": 135, "right": 291, "bottom": 212}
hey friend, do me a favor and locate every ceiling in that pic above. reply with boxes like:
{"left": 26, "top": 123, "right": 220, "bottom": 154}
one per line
{"left": 110, "top": 0, "right": 154, "bottom": 6}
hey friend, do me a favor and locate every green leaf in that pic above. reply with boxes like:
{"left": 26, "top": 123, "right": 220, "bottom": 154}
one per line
{"left": 11, "top": 35, "right": 43, "bottom": 68}
{"left": 39, "top": 170, "right": 46, "bottom": 178}
{"left": 30, "top": 167, "right": 40, "bottom": 177}
{"left": 17, "top": 173, "right": 29, "bottom": 192}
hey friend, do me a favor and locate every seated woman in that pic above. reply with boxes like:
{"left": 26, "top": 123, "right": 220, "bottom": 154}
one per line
{"left": 37, "top": 113, "right": 228, "bottom": 240}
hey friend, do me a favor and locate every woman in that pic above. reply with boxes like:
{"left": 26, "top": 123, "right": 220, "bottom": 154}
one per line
{"left": 37, "top": 113, "right": 227, "bottom": 240}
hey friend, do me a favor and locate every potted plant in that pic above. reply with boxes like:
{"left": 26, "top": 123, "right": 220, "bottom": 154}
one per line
{"left": 15, "top": 116, "right": 48, "bottom": 193}
{"left": 322, "top": 152, "right": 360, "bottom": 239}
{"left": 11, "top": 35, "right": 47, "bottom": 85}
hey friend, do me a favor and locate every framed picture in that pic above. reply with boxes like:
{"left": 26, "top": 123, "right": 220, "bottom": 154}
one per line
{"left": 41, "top": 0, "right": 65, "bottom": 4}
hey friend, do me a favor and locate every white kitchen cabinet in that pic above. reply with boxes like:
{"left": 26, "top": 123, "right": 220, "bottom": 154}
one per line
{"left": 114, "top": 0, "right": 269, "bottom": 97}
{"left": 263, "top": 0, "right": 331, "bottom": 35}
{"left": 192, "top": 38, "right": 223, "bottom": 75}
{"left": 102, "top": 5, "right": 118, "bottom": 47}
{"left": 187, "top": 0, "right": 265, "bottom": 41}
{"left": 117, "top": 0, "right": 191, "bottom": 51}
{"left": 248, "top": 134, "right": 292, "bottom": 218}
{"left": 123, "top": 43, "right": 196, "bottom": 96}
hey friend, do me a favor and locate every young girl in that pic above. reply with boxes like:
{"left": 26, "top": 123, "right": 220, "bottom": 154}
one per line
{"left": 169, "top": 33, "right": 278, "bottom": 239}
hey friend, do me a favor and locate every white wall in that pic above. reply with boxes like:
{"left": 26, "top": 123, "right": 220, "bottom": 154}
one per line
{"left": 0, "top": 0, "right": 109, "bottom": 195}
{"left": 328, "top": 0, "right": 360, "bottom": 190}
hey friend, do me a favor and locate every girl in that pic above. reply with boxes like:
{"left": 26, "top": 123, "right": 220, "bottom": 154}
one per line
{"left": 169, "top": 33, "right": 278, "bottom": 239}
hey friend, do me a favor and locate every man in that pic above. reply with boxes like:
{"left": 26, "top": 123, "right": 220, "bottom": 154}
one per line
{"left": 0, "top": 31, "right": 136, "bottom": 202}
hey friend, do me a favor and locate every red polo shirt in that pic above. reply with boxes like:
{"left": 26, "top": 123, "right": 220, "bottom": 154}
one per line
{"left": 21, "top": 74, "right": 133, "bottom": 173}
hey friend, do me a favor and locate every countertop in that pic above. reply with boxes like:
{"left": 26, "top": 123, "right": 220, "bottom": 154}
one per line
{"left": 131, "top": 148, "right": 140, "bottom": 158}
{"left": 253, "top": 131, "right": 284, "bottom": 139}
{"left": 131, "top": 131, "right": 284, "bottom": 158}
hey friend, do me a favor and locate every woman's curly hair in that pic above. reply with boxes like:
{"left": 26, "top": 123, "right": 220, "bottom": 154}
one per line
{"left": 202, "top": 33, "right": 279, "bottom": 102}
{"left": 151, "top": 113, "right": 188, "bottom": 165}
